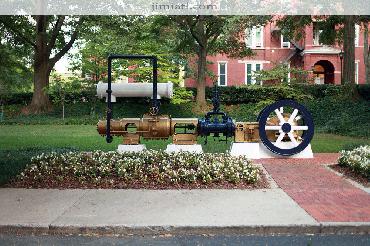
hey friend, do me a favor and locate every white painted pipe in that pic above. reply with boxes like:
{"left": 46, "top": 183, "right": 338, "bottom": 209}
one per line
{"left": 96, "top": 82, "right": 173, "bottom": 102}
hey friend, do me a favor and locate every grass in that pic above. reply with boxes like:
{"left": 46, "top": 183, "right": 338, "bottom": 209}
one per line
{"left": 0, "top": 125, "right": 369, "bottom": 152}
{"left": 0, "top": 125, "right": 369, "bottom": 185}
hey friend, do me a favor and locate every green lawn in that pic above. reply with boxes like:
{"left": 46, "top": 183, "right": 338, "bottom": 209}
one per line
{"left": 1, "top": 125, "right": 369, "bottom": 152}
{"left": 0, "top": 125, "right": 369, "bottom": 185}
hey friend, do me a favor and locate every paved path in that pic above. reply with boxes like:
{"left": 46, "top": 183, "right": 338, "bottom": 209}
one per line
{"left": 0, "top": 189, "right": 319, "bottom": 234}
{"left": 260, "top": 154, "right": 370, "bottom": 222}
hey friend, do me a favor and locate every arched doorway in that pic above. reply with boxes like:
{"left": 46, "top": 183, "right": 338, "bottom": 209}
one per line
{"left": 313, "top": 60, "right": 335, "bottom": 84}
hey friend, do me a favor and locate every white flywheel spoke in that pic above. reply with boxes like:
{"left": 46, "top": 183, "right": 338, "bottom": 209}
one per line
{"left": 265, "top": 125, "right": 281, "bottom": 131}
{"left": 292, "top": 125, "right": 309, "bottom": 131}
{"left": 288, "top": 109, "right": 299, "bottom": 123}
{"left": 275, "top": 132, "right": 285, "bottom": 144}
{"left": 274, "top": 109, "right": 285, "bottom": 124}
{"left": 287, "top": 132, "right": 299, "bottom": 147}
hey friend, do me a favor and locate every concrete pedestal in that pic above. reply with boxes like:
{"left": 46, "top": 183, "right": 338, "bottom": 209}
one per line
{"left": 165, "top": 144, "right": 203, "bottom": 154}
{"left": 117, "top": 144, "right": 146, "bottom": 153}
{"left": 230, "top": 142, "right": 313, "bottom": 159}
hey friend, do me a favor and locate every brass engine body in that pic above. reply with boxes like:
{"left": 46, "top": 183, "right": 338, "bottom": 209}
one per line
{"left": 97, "top": 115, "right": 198, "bottom": 145}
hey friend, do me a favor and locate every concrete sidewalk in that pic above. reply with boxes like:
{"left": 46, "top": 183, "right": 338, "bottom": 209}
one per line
{"left": 0, "top": 188, "right": 369, "bottom": 235}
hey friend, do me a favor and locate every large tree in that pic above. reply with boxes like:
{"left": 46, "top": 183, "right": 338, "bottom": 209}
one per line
{"left": 154, "top": 16, "right": 270, "bottom": 107}
{"left": 72, "top": 16, "right": 183, "bottom": 85}
{"left": 0, "top": 15, "right": 85, "bottom": 113}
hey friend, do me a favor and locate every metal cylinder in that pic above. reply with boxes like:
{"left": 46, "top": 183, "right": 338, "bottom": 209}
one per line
{"left": 97, "top": 115, "right": 172, "bottom": 140}
{"left": 96, "top": 82, "right": 173, "bottom": 102}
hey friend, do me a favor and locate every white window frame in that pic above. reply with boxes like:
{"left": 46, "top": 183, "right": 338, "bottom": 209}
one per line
{"left": 245, "top": 26, "right": 264, "bottom": 48}
{"left": 217, "top": 61, "right": 228, "bottom": 86}
{"left": 281, "top": 34, "right": 290, "bottom": 48}
{"left": 245, "top": 62, "right": 263, "bottom": 85}
{"left": 355, "top": 61, "right": 359, "bottom": 84}
{"left": 355, "top": 24, "right": 360, "bottom": 47}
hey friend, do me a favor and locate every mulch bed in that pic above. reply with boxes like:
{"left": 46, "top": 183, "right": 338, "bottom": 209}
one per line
{"left": 330, "top": 164, "right": 370, "bottom": 187}
{"left": 4, "top": 169, "right": 270, "bottom": 190}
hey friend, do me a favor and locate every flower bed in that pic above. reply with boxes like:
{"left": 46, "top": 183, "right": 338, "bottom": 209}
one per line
{"left": 338, "top": 145, "right": 370, "bottom": 180}
{"left": 8, "top": 150, "right": 267, "bottom": 189}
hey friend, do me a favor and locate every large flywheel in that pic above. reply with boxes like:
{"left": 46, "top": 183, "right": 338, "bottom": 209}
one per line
{"left": 258, "top": 100, "right": 314, "bottom": 156}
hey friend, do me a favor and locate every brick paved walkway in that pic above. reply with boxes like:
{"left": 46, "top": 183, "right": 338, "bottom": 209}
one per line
{"left": 260, "top": 154, "right": 370, "bottom": 222}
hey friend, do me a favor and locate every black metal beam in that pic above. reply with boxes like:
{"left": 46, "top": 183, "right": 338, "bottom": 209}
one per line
{"left": 106, "top": 54, "right": 158, "bottom": 143}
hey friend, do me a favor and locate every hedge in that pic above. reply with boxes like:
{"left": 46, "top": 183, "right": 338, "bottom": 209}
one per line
{"left": 2, "top": 84, "right": 369, "bottom": 105}
{"left": 188, "top": 84, "right": 370, "bottom": 104}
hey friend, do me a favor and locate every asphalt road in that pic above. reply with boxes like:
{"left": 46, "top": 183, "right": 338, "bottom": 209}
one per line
{"left": 1, "top": 234, "right": 370, "bottom": 246}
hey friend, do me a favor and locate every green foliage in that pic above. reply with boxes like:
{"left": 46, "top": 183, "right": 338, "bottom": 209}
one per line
{"left": 196, "top": 85, "right": 313, "bottom": 104}
{"left": 305, "top": 97, "right": 370, "bottom": 137}
{"left": 358, "top": 84, "right": 370, "bottom": 101}
{"left": 254, "top": 63, "right": 309, "bottom": 84}
{"left": 0, "top": 43, "right": 32, "bottom": 96}
{"left": 171, "top": 87, "right": 194, "bottom": 104}
{"left": 4, "top": 84, "right": 369, "bottom": 106}
{"left": 72, "top": 16, "right": 183, "bottom": 86}
{"left": 47, "top": 74, "right": 82, "bottom": 104}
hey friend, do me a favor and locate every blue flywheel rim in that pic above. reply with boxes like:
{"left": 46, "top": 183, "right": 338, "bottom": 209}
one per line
{"left": 258, "top": 99, "right": 314, "bottom": 156}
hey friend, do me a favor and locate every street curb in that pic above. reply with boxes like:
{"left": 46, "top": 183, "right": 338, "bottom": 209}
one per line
{"left": 1, "top": 224, "right": 369, "bottom": 236}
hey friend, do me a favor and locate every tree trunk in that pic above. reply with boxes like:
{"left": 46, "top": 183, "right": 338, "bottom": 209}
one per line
{"left": 23, "top": 15, "right": 52, "bottom": 114}
{"left": 196, "top": 45, "right": 207, "bottom": 107}
{"left": 364, "top": 22, "right": 370, "bottom": 84}
{"left": 195, "top": 16, "right": 207, "bottom": 108}
{"left": 343, "top": 15, "right": 356, "bottom": 84}
{"left": 26, "top": 55, "right": 52, "bottom": 114}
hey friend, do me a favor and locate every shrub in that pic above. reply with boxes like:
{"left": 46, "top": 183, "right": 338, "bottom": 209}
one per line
{"left": 305, "top": 98, "right": 370, "bottom": 137}
{"left": 338, "top": 145, "right": 370, "bottom": 179}
{"left": 18, "top": 150, "right": 260, "bottom": 185}
{"left": 171, "top": 87, "right": 194, "bottom": 104}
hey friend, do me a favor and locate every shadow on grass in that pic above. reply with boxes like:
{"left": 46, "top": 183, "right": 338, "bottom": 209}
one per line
{"left": 0, "top": 147, "right": 78, "bottom": 186}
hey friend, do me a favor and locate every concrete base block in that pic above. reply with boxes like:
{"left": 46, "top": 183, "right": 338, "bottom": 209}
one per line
{"left": 230, "top": 142, "right": 313, "bottom": 159}
{"left": 117, "top": 144, "right": 146, "bottom": 153}
{"left": 165, "top": 144, "right": 203, "bottom": 154}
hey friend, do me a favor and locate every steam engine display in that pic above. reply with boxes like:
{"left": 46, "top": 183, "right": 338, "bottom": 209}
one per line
{"left": 97, "top": 55, "right": 314, "bottom": 156}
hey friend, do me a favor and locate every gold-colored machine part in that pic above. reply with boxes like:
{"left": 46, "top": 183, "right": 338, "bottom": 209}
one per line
{"left": 234, "top": 122, "right": 276, "bottom": 142}
{"left": 235, "top": 122, "right": 260, "bottom": 142}
{"left": 97, "top": 115, "right": 198, "bottom": 145}
{"left": 171, "top": 118, "right": 198, "bottom": 145}
{"left": 234, "top": 113, "right": 301, "bottom": 143}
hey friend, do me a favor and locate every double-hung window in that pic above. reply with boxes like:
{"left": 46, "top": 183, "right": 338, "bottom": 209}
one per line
{"left": 245, "top": 26, "right": 264, "bottom": 48}
{"left": 218, "top": 62, "right": 227, "bottom": 86}
{"left": 246, "top": 63, "right": 262, "bottom": 85}
{"left": 281, "top": 35, "right": 290, "bottom": 48}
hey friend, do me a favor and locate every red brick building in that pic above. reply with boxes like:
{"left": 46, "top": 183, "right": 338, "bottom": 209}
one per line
{"left": 185, "top": 21, "right": 368, "bottom": 87}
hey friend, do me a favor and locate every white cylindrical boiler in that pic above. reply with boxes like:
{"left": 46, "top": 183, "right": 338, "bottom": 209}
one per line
{"left": 96, "top": 82, "right": 173, "bottom": 102}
